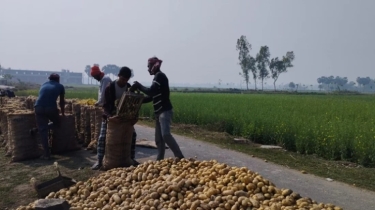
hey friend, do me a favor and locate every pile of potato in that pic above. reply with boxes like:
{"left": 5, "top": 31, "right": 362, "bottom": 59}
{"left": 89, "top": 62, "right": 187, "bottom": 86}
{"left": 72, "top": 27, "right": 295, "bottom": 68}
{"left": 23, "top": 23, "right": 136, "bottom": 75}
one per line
{"left": 77, "top": 99, "right": 96, "bottom": 106}
{"left": 16, "top": 158, "right": 342, "bottom": 210}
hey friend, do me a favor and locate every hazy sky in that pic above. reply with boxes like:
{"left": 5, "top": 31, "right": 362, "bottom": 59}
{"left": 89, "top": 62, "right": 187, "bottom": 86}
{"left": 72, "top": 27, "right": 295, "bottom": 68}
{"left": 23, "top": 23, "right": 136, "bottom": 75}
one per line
{"left": 1, "top": 0, "right": 374, "bottom": 87}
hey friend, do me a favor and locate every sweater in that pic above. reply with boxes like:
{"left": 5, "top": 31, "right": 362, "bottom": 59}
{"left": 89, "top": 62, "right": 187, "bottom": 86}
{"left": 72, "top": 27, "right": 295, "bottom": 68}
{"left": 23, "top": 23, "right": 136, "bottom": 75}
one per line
{"left": 139, "top": 71, "right": 173, "bottom": 115}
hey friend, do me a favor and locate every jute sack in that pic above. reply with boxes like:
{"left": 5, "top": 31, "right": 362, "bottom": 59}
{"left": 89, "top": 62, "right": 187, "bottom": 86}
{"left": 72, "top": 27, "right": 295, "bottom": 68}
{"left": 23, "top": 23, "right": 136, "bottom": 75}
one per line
{"left": 103, "top": 120, "right": 135, "bottom": 170}
{"left": 79, "top": 106, "right": 90, "bottom": 147}
{"left": 84, "top": 106, "right": 93, "bottom": 147}
{"left": 0, "top": 110, "right": 9, "bottom": 149}
{"left": 94, "top": 107, "right": 103, "bottom": 140}
{"left": 8, "top": 112, "right": 42, "bottom": 162}
{"left": 51, "top": 114, "right": 81, "bottom": 154}
{"left": 87, "top": 107, "right": 103, "bottom": 151}
{"left": 72, "top": 103, "right": 81, "bottom": 142}
{"left": 87, "top": 107, "right": 96, "bottom": 149}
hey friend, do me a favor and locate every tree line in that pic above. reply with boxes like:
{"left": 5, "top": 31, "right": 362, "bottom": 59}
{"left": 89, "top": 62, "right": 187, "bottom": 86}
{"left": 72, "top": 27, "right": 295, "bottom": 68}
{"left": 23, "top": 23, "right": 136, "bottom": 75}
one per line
{"left": 316, "top": 76, "right": 375, "bottom": 92}
{"left": 236, "top": 35, "right": 295, "bottom": 91}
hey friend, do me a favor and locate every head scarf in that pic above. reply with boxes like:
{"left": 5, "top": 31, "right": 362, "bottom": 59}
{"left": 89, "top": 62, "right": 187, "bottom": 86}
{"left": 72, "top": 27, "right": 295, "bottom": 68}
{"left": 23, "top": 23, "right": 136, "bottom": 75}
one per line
{"left": 148, "top": 57, "right": 163, "bottom": 71}
{"left": 90, "top": 66, "right": 104, "bottom": 77}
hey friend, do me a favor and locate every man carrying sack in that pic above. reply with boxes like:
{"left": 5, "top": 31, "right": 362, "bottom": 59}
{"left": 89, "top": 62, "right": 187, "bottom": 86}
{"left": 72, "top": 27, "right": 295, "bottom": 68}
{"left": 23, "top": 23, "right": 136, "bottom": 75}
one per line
{"left": 132, "top": 57, "right": 185, "bottom": 161}
{"left": 31, "top": 73, "right": 65, "bottom": 160}
{"left": 91, "top": 67, "right": 140, "bottom": 170}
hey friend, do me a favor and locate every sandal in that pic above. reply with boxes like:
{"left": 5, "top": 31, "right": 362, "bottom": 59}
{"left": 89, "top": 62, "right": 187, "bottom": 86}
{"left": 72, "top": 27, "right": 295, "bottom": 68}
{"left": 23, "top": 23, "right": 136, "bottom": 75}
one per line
{"left": 91, "top": 162, "right": 102, "bottom": 170}
{"left": 40, "top": 155, "right": 51, "bottom": 160}
{"left": 132, "top": 159, "right": 140, "bottom": 166}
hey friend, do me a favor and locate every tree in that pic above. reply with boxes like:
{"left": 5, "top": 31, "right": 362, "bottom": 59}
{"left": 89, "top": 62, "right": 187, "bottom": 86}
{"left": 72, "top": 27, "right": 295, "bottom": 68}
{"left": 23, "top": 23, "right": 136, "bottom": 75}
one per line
{"left": 102, "top": 64, "right": 120, "bottom": 80}
{"left": 356, "top": 77, "right": 371, "bottom": 88}
{"left": 248, "top": 56, "right": 257, "bottom": 90}
{"left": 334, "top": 76, "right": 348, "bottom": 91}
{"left": 256, "top": 46, "right": 270, "bottom": 91}
{"left": 288, "top": 82, "right": 295, "bottom": 90}
{"left": 84, "top": 65, "right": 91, "bottom": 85}
{"left": 236, "top": 35, "right": 252, "bottom": 90}
{"left": 3, "top": 74, "right": 13, "bottom": 85}
{"left": 270, "top": 51, "right": 295, "bottom": 91}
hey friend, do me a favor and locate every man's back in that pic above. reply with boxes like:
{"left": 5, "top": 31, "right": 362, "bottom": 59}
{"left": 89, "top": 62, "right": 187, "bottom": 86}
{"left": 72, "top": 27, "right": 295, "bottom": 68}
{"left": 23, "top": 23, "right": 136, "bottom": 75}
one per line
{"left": 35, "top": 81, "right": 65, "bottom": 108}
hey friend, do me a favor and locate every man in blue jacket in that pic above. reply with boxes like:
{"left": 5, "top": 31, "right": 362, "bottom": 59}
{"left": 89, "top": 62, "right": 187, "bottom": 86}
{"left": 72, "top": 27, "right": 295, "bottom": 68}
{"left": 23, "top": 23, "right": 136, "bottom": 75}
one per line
{"left": 31, "top": 73, "right": 65, "bottom": 160}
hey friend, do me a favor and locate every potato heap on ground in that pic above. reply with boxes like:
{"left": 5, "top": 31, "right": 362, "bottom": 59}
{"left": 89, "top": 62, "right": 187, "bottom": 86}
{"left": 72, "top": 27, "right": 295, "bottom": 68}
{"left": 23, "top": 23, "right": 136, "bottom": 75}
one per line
{"left": 17, "top": 158, "right": 342, "bottom": 210}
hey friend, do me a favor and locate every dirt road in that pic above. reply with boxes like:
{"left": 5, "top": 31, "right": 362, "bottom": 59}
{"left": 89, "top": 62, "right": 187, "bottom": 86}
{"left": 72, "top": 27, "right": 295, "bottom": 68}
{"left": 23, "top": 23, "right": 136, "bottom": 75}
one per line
{"left": 133, "top": 124, "right": 375, "bottom": 210}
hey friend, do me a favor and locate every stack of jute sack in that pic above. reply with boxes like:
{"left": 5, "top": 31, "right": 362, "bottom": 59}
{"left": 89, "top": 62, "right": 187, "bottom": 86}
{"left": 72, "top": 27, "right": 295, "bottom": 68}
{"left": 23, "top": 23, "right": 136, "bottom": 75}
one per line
{"left": 0, "top": 97, "right": 81, "bottom": 162}
{"left": 1, "top": 94, "right": 144, "bottom": 165}
{"left": 0, "top": 97, "right": 42, "bottom": 162}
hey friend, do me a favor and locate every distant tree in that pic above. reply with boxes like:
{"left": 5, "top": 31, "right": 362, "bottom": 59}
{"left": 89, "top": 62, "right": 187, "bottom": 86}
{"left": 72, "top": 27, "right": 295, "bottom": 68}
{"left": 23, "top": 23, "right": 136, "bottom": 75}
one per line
{"left": 356, "top": 77, "right": 371, "bottom": 88}
{"left": 318, "top": 84, "right": 323, "bottom": 91}
{"left": 84, "top": 65, "right": 91, "bottom": 85}
{"left": 334, "top": 76, "right": 348, "bottom": 91}
{"left": 102, "top": 64, "right": 120, "bottom": 80}
{"left": 269, "top": 51, "right": 295, "bottom": 91}
{"left": 288, "top": 82, "right": 296, "bottom": 90}
{"left": 317, "top": 75, "right": 337, "bottom": 91}
{"left": 3, "top": 74, "right": 13, "bottom": 85}
{"left": 236, "top": 35, "right": 252, "bottom": 90}
{"left": 256, "top": 46, "right": 270, "bottom": 91}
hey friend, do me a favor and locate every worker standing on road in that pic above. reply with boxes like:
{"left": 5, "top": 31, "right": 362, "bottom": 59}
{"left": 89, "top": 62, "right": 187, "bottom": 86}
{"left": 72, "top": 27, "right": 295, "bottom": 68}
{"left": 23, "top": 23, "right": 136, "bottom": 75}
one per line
{"left": 31, "top": 73, "right": 65, "bottom": 160}
{"left": 131, "top": 57, "right": 184, "bottom": 161}
{"left": 90, "top": 65, "right": 112, "bottom": 107}
{"left": 91, "top": 67, "right": 139, "bottom": 170}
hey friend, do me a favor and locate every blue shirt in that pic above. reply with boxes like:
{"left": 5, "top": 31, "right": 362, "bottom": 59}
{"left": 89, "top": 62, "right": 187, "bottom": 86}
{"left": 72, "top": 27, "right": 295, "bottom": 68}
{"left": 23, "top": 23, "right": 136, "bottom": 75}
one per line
{"left": 34, "top": 81, "right": 65, "bottom": 108}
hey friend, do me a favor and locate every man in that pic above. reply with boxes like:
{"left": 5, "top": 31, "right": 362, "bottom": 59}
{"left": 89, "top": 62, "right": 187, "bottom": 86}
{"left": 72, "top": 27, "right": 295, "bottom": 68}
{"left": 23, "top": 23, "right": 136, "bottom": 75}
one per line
{"left": 132, "top": 57, "right": 184, "bottom": 161}
{"left": 90, "top": 65, "right": 112, "bottom": 107}
{"left": 5, "top": 88, "right": 15, "bottom": 98}
{"left": 91, "top": 66, "right": 139, "bottom": 170}
{"left": 32, "top": 73, "right": 65, "bottom": 160}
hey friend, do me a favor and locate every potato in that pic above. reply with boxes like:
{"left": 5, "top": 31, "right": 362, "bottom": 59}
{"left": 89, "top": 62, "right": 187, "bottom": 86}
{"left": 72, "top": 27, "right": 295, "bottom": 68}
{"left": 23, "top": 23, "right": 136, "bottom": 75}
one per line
{"left": 15, "top": 158, "right": 342, "bottom": 210}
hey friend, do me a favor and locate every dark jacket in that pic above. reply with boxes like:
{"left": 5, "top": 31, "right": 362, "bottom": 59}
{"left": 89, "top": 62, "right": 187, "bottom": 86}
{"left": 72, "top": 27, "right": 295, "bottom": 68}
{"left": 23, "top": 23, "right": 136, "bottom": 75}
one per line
{"left": 102, "top": 81, "right": 131, "bottom": 118}
{"left": 139, "top": 71, "right": 173, "bottom": 115}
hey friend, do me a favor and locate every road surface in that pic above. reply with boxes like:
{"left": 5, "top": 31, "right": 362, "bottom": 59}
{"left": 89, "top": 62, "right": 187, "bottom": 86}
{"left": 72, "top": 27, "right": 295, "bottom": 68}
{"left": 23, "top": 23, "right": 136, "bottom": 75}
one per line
{"left": 133, "top": 124, "right": 375, "bottom": 210}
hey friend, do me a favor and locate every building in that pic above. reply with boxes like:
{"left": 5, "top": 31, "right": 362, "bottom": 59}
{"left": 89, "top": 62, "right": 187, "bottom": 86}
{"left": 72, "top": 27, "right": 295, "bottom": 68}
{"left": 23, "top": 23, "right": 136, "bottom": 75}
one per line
{"left": 0, "top": 68, "right": 83, "bottom": 85}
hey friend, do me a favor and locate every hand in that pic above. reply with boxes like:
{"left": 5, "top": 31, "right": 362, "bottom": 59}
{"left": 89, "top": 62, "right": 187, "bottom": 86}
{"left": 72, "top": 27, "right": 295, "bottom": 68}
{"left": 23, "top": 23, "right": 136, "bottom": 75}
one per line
{"left": 129, "top": 85, "right": 138, "bottom": 93}
{"left": 133, "top": 81, "right": 141, "bottom": 88}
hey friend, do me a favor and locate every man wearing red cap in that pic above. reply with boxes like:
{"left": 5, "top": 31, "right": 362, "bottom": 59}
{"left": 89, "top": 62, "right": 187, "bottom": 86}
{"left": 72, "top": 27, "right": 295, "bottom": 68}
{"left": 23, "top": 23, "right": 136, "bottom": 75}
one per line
{"left": 132, "top": 57, "right": 184, "bottom": 161}
{"left": 31, "top": 73, "right": 65, "bottom": 160}
{"left": 90, "top": 65, "right": 112, "bottom": 107}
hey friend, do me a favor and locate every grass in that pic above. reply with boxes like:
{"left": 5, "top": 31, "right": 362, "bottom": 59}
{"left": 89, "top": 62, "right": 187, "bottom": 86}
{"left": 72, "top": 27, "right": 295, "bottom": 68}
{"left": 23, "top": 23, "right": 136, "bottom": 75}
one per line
{"left": 138, "top": 93, "right": 375, "bottom": 166}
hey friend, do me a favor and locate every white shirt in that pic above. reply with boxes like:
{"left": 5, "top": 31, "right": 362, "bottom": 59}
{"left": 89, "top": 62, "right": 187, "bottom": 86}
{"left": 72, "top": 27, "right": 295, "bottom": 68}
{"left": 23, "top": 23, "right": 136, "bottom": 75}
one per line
{"left": 115, "top": 80, "right": 128, "bottom": 100}
{"left": 97, "top": 75, "right": 112, "bottom": 106}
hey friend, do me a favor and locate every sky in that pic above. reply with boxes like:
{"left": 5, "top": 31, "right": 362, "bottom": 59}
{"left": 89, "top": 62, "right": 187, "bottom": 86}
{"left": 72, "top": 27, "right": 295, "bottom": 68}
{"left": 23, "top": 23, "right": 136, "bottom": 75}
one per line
{"left": 0, "top": 0, "right": 374, "bottom": 87}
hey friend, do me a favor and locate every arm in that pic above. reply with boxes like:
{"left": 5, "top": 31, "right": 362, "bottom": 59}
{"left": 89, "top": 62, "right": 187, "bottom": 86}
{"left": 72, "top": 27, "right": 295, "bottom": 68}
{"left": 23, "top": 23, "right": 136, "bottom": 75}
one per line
{"left": 59, "top": 86, "right": 65, "bottom": 116}
{"left": 97, "top": 77, "right": 111, "bottom": 106}
{"left": 102, "top": 85, "right": 112, "bottom": 119}
{"left": 142, "top": 96, "right": 152, "bottom": 104}
{"left": 138, "top": 74, "right": 162, "bottom": 97}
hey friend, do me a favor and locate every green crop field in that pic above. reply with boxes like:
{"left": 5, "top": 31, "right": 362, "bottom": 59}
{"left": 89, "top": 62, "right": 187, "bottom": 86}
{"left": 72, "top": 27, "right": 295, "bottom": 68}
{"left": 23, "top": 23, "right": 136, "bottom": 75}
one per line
{"left": 17, "top": 88, "right": 375, "bottom": 166}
